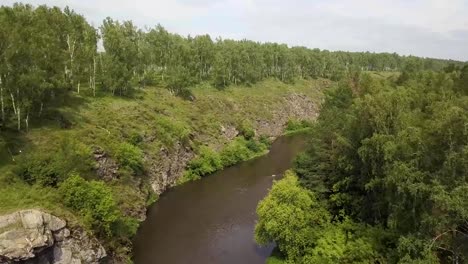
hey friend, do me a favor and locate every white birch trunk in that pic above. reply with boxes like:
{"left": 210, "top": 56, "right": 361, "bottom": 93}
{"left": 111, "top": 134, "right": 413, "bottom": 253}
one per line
{"left": 93, "top": 55, "right": 96, "bottom": 97}
{"left": 10, "top": 92, "right": 16, "bottom": 115}
{"left": 17, "top": 106, "right": 20, "bottom": 131}
{"left": 39, "top": 102, "right": 43, "bottom": 117}
{"left": 25, "top": 111, "right": 29, "bottom": 132}
{"left": 67, "top": 34, "right": 76, "bottom": 89}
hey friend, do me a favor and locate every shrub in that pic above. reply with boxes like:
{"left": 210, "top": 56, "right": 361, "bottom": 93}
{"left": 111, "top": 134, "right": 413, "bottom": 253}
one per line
{"left": 183, "top": 136, "right": 271, "bottom": 183}
{"left": 155, "top": 116, "right": 191, "bottom": 146}
{"left": 60, "top": 174, "right": 120, "bottom": 236}
{"left": 259, "top": 135, "right": 272, "bottom": 146}
{"left": 186, "top": 146, "right": 222, "bottom": 178}
{"left": 266, "top": 256, "right": 286, "bottom": 264}
{"left": 16, "top": 138, "right": 94, "bottom": 187}
{"left": 114, "top": 142, "right": 144, "bottom": 175}
{"left": 238, "top": 120, "right": 255, "bottom": 140}
{"left": 220, "top": 137, "right": 254, "bottom": 167}
{"left": 246, "top": 138, "right": 268, "bottom": 153}
{"left": 128, "top": 132, "right": 143, "bottom": 146}
{"left": 285, "top": 119, "right": 313, "bottom": 132}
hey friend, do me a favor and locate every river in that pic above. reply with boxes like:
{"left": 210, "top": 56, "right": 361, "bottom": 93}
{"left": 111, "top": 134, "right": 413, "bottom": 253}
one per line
{"left": 133, "top": 134, "right": 308, "bottom": 264}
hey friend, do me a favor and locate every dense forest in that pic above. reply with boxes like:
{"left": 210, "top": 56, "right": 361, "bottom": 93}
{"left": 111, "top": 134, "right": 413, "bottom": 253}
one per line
{"left": 0, "top": 3, "right": 463, "bottom": 132}
{"left": 255, "top": 66, "right": 468, "bottom": 263}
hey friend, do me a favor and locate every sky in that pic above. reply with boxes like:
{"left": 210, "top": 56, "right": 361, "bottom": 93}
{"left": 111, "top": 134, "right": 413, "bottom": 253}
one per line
{"left": 3, "top": 0, "right": 468, "bottom": 61}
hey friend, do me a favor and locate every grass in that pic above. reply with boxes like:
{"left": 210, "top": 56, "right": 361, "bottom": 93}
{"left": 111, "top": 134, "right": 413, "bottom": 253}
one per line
{"left": 0, "top": 179, "right": 79, "bottom": 226}
{"left": 283, "top": 126, "right": 313, "bottom": 136}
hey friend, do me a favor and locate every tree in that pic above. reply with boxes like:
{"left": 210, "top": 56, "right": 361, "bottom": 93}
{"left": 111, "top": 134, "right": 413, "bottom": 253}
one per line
{"left": 293, "top": 71, "right": 468, "bottom": 262}
{"left": 255, "top": 171, "right": 330, "bottom": 261}
{"left": 100, "top": 18, "right": 139, "bottom": 95}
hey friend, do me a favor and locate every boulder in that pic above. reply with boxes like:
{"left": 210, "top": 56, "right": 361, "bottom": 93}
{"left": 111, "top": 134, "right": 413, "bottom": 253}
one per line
{"left": 0, "top": 210, "right": 105, "bottom": 264}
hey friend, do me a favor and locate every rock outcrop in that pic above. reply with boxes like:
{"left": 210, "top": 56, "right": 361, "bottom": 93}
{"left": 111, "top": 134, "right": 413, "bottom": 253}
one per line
{"left": 256, "top": 93, "right": 319, "bottom": 137}
{"left": 147, "top": 141, "right": 195, "bottom": 194}
{"left": 93, "top": 148, "right": 119, "bottom": 181}
{"left": 0, "top": 210, "right": 105, "bottom": 264}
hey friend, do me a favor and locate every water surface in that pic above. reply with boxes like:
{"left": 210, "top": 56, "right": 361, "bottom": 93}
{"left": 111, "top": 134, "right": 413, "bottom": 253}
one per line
{"left": 133, "top": 134, "right": 308, "bottom": 264}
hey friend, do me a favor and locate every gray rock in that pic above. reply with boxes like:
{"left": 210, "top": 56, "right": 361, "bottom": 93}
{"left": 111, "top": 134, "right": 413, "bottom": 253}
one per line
{"left": 20, "top": 210, "right": 44, "bottom": 230}
{"left": 53, "top": 229, "right": 70, "bottom": 242}
{"left": 0, "top": 210, "right": 105, "bottom": 264}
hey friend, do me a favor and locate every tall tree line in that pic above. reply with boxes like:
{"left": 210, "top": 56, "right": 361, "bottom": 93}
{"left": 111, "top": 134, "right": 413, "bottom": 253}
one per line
{"left": 254, "top": 67, "right": 468, "bottom": 263}
{"left": 0, "top": 4, "right": 97, "bottom": 131}
{"left": 0, "top": 3, "right": 465, "bottom": 131}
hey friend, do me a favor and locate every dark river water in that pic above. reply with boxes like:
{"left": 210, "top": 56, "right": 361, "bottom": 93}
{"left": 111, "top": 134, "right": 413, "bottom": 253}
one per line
{"left": 133, "top": 134, "right": 308, "bottom": 264}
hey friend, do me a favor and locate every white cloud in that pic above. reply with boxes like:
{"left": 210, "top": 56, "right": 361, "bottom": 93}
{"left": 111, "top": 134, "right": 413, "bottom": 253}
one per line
{"left": 2, "top": 0, "right": 468, "bottom": 60}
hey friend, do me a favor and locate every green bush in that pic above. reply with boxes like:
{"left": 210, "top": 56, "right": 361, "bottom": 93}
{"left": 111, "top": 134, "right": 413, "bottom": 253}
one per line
{"left": 246, "top": 138, "right": 268, "bottom": 153}
{"left": 60, "top": 174, "right": 120, "bottom": 236}
{"left": 182, "top": 136, "right": 271, "bottom": 183}
{"left": 259, "top": 135, "right": 272, "bottom": 146}
{"left": 285, "top": 119, "right": 313, "bottom": 132}
{"left": 220, "top": 137, "right": 254, "bottom": 167}
{"left": 128, "top": 131, "right": 143, "bottom": 146}
{"left": 266, "top": 256, "right": 286, "bottom": 264}
{"left": 186, "top": 146, "right": 222, "bottom": 178}
{"left": 16, "top": 138, "right": 94, "bottom": 187}
{"left": 155, "top": 116, "right": 191, "bottom": 146}
{"left": 114, "top": 142, "right": 144, "bottom": 175}
{"left": 238, "top": 120, "right": 255, "bottom": 139}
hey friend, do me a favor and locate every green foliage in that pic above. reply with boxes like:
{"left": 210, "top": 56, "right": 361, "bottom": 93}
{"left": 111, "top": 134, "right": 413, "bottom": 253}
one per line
{"left": 245, "top": 138, "right": 268, "bottom": 153}
{"left": 237, "top": 120, "right": 255, "bottom": 139}
{"left": 292, "top": 71, "right": 468, "bottom": 262}
{"left": 182, "top": 136, "right": 269, "bottom": 183}
{"left": 219, "top": 137, "right": 255, "bottom": 167}
{"left": 255, "top": 171, "right": 383, "bottom": 263}
{"left": 259, "top": 135, "right": 272, "bottom": 147}
{"left": 285, "top": 119, "right": 313, "bottom": 133}
{"left": 0, "top": 4, "right": 463, "bottom": 132}
{"left": 60, "top": 174, "right": 120, "bottom": 236}
{"left": 185, "top": 146, "right": 222, "bottom": 179}
{"left": 154, "top": 116, "right": 191, "bottom": 146}
{"left": 266, "top": 256, "right": 286, "bottom": 264}
{"left": 0, "top": 4, "right": 96, "bottom": 131}
{"left": 255, "top": 171, "right": 330, "bottom": 261}
{"left": 114, "top": 142, "right": 144, "bottom": 175}
{"left": 100, "top": 18, "right": 139, "bottom": 96}
{"left": 16, "top": 138, "right": 94, "bottom": 187}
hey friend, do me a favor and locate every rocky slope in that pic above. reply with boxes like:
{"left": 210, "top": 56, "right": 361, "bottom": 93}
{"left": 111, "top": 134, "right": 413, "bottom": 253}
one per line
{"left": 146, "top": 91, "right": 320, "bottom": 196}
{"left": 0, "top": 210, "right": 105, "bottom": 264}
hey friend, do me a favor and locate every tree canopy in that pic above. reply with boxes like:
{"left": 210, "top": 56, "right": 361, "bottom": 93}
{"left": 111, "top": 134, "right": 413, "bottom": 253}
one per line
{"left": 0, "top": 3, "right": 464, "bottom": 132}
{"left": 256, "top": 66, "right": 468, "bottom": 263}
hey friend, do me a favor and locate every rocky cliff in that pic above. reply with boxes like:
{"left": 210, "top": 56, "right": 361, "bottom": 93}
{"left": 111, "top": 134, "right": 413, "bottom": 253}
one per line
{"left": 146, "top": 92, "right": 320, "bottom": 196}
{"left": 0, "top": 210, "right": 105, "bottom": 264}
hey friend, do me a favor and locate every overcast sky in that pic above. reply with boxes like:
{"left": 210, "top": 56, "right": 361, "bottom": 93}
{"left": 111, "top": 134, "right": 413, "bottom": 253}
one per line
{"left": 3, "top": 0, "right": 468, "bottom": 61}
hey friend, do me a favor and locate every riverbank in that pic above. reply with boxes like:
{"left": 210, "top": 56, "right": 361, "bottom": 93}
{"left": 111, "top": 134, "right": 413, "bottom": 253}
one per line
{"left": 0, "top": 78, "right": 329, "bottom": 262}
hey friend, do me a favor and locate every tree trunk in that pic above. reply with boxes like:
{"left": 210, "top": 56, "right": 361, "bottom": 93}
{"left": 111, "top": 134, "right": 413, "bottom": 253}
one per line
{"left": 39, "top": 102, "right": 43, "bottom": 117}
{"left": 25, "top": 111, "right": 29, "bottom": 132}
{"left": 67, "top": 34, "right": 76, "bottom": 89}
{"left": 10, "top": 92, "right": 16, "bottom": 115}
{"left": 17, "top": 106, "right": 20, "bottom": 131}
{"left": 92, "top": 55, "right": 97, "bottom": 97}
{"left": 77, "top": 82, "right": 81, "bottom": 94}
